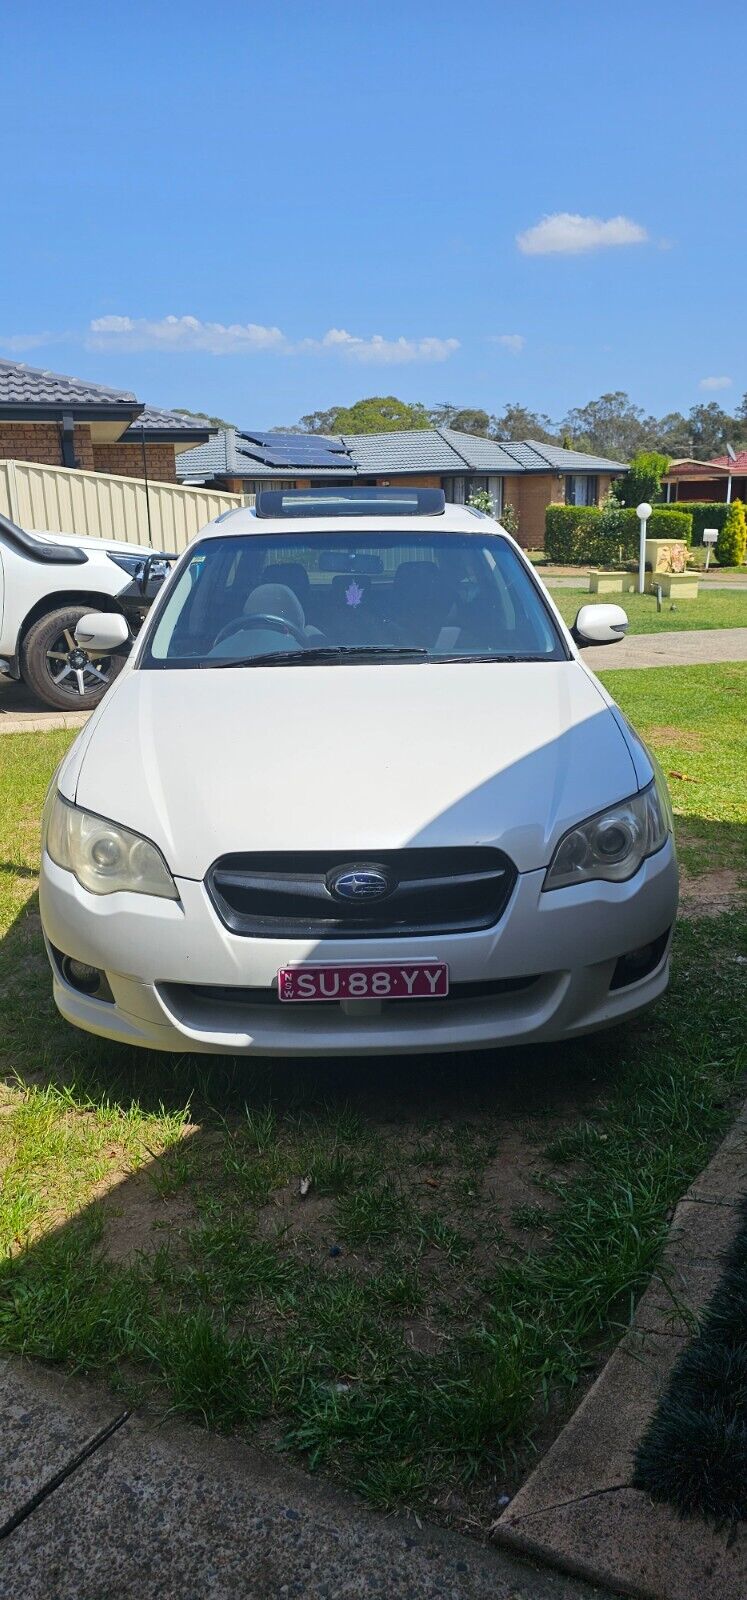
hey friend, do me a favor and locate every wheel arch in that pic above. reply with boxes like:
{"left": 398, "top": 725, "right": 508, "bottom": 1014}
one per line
{"left": 16, "top": 590, "right": 125, "bottom": 654}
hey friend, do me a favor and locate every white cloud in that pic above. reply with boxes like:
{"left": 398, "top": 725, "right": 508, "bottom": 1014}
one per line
{"left": 516, "top": 213, "right": 648, "bottom": 256}
{"left": 699, "top": 375, "right": 732, "bottom": 392}
{"left": 491, "top": 333, "right": 525, "bottom": 354}
{"left": 302, "top": 328, "right": 459, "bottom": 364}
{"left": 85, "top": 314, "right": 459, "bottom": 364}
{"left": 87, "top": 314, "right": 286, "bottom": 355}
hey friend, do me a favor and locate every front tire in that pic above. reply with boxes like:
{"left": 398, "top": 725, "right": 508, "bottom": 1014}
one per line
{"left": 20, "top": 605, "right": 125, "bottom": 711}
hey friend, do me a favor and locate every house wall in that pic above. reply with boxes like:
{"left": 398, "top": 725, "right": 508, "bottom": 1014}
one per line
{"left": 0, "top": 421, "right": 95, "bottom": 470}
{"left": 92, "top": 441, "right": 178, "bottom": 483}
{"left": 510, "top": 471, "right": 614, "bottom": 549}
{"left": 375, "top": 474, "right": 441, "bottom": 489}
{"left": 513, "top": 473, "right": 565, "bottom": 548}
{"left": 670, "top": 479, "right": 729, "bottom": 503}
{"left": 0, "top": 421, "right": 178, "bottom": 482}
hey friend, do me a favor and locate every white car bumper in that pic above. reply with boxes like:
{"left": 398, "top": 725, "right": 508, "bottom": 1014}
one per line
{"left": 40, "top": 841, "right": 678, "bottom": 1056}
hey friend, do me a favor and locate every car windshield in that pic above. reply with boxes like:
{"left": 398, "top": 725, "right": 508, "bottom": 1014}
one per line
{"left": 141, "top": 530, "right": 566, "bottom": 668}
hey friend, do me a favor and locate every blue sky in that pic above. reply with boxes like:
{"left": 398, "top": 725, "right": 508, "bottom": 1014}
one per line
{"left": 2, "top": 0, "right": 745, "bottom": 428}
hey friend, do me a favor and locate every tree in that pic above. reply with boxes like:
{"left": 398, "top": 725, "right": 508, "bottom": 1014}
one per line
{"left": 652, "top": 412, "right": 691, "bottom": 457}
{"left": 429, "top": 404, "right": 492, "bottom": 435}
{"left": 298, "top": 396, "right": 430, "bottom": 434}
{"left": 297, "top": 407, "right": 342, "bottom": 434}
{"left": 686, "top": 402, "right": 732, "bottom": 460}
{"left": 614, "top": 451, "right": 670, "bottom": 507}
{"left": 174, "top": 407, "right": 237, "bottom": 429}
{"left": 493, "top": 403, "right": 556, "bottom": 442}
{"left": 560, "top": 392, "right": 655, "bottom": 460}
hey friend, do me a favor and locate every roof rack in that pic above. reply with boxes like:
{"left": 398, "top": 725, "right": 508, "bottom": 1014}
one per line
{"left": 254, "top": 487, "right": 445, "bottom": 519}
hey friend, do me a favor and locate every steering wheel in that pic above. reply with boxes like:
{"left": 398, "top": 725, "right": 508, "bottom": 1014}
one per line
{"left": 212, "top": 613, "right": 308, "bottom": 649}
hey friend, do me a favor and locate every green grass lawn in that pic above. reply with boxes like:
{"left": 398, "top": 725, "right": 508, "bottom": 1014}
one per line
{"left": 0, "top": 670, "right": 745, "bottom": 1528}
{"left": 550, "top": 584, "right": 747, "bottom": 634}
{"left": 599, "top": 663, "right": 747, "bottom": 878}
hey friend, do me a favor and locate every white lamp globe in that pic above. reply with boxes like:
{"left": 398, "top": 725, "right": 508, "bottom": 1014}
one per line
{"left": 636, "top": 502, "right": 653, "bottom": 520}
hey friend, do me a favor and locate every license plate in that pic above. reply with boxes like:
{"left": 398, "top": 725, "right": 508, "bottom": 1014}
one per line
{"left": 277, "top": 962, "right": 449, "bottom": 1003}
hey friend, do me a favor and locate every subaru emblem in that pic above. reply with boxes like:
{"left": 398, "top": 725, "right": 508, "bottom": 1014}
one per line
{"left": 329, "top": 866, "right": 392, "bottom": 901}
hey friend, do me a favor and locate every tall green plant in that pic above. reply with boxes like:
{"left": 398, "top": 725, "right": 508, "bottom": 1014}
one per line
{"left": 717, "top": 500, "right": 747, "bottom": 567}
{"left": 614, "top": 452, "right": 670, "bottom": 507}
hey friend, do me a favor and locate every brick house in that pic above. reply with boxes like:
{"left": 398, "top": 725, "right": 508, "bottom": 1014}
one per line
{"left": 662, "top": 454, "right": 747, "bottom": 504}
{"left": 177, "top": 426, "right": 625, "bottom": 547}
{"left": 0, "top": 358, "right": 214, "bottom": 484}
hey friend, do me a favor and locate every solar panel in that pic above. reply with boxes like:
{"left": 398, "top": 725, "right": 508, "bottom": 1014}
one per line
{"left": 238, "top": 430, "right": 352, "bottom": 469}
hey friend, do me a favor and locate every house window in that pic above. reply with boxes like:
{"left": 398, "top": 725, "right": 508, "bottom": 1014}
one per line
{"left": 565, "top": 475, "right": 598, "bottom": 507}
{"left": 443, "top": 475, "right": 503, "bottom": 513}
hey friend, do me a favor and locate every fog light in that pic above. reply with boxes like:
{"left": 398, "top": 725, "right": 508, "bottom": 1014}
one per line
{"left": 58, "top": 954, "right": 114, "bottom": 1001}
{"left": 610, "top": 930, "right": 670, "bottom": 991}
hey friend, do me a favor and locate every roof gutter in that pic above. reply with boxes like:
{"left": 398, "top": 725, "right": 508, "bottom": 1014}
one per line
{"left": 0, "top": 402, "right": 142, "bottom": 424}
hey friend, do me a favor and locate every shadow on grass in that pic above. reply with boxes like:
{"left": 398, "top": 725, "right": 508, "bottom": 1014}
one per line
{"left": 0, "top": 823, "right": 744, "bottom": 1517}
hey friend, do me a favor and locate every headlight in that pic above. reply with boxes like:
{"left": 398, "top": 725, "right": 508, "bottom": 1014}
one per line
{"left": 543, "top": 778, "right": 670, "bottom": 891}
{"left": 43, "top": 791, "right": 178, "bottom": 899}
{"left": 107, "top": 552, "right": 147, "bottom": 581}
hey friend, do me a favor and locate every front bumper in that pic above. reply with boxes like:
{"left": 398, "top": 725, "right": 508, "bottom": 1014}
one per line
{"left": 39, "top": 840, "right": 678, "bottom": 1056}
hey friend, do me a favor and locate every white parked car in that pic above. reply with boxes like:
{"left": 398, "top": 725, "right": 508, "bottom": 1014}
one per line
{"left": 0, "top": 511, "right": 172, "bottom": 709}
{"left": 39, "top": 488, "right": 678, "bottom": 1057}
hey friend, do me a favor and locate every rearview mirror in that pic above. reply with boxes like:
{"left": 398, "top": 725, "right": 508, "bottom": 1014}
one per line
{"left": 74, "top": 612, "right": 131, "bottom": 654}
{"left": 572, "top": 603, "right": 629, "bottom": 647}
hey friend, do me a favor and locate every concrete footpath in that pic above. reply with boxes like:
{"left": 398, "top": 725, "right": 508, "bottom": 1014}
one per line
{"left": 581, "top": 625, "right": 747, "bottom": 672}
{"left": 495, "top": 1108, "right": 747, "bottom": 1600}
{"left": 1, "top": 628, "right": 746, "bottom": 735}
{"left": 0, "top": 1360, "right": 611, "bottom": 1600}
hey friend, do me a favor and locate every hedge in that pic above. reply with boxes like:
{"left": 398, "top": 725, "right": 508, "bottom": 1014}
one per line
{"left": 667, "top": 500, "right": 746, "bottom": 565}
{"left": 545, "top": 505, "right": 692, "bottom": 565}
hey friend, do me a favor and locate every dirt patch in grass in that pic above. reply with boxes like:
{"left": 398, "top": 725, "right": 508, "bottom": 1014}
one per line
{"left": 101, "top": 1175, "right": 198, "bottom": 1263}
{"left": 679, "top": 868, "right": 746, "bottom": 919}
{"left": 644, "top": 724, "right": 706, "bottom": 753}
{"left": 257, "top": 1183, "right": 336, "bottom": 1253}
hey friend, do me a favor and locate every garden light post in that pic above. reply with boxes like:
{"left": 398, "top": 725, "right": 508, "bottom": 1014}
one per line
{"left": 637, "top": 502, "right": 652, "bottom": 594}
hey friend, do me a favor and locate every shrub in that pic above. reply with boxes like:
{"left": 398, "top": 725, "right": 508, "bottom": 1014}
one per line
{"left": 669, "top": 501, "right": 746, "bottom": 563}
{"left": 467, "top": 488, "right": 493, "bottom": 515}
{"left": 614, "top": 451, "right": 670, "bottom": 507}
{"left": 717, "top": 500, "right": 747, "bottom": 567}
{"left": 499, "top": 501, "right": 520, "bottom": 539}
{"left": 545, "top": 505, "right": 692, "bottom": 565}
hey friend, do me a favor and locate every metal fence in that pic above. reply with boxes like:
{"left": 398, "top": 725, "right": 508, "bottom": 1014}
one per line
{"left": 0, "top": 459, "right": 253, "bottom": 553}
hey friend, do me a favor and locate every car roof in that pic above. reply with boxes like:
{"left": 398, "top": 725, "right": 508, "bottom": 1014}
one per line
{"left": 199, "top": 503, "right": 503, "bottom": 539}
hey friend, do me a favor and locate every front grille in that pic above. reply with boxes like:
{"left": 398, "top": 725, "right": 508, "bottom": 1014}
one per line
{"left": 161, "top": 975, "right": 539, "bottom": 1012}
{"left": 205, "top": 847, "right": 516, "bottom": 939}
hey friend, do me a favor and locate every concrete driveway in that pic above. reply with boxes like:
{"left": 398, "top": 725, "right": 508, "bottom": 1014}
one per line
{"left": 0, "top": 676, "right": 90, "bottom": 734}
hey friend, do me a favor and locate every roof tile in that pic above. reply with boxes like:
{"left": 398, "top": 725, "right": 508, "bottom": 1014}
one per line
{"left": 0, "top": 357, "right": 136, "bottom": 408}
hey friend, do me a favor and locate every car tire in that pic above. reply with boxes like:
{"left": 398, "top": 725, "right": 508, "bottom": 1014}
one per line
{"left": 20, "top": 605, "right": 126, "bottom": 711}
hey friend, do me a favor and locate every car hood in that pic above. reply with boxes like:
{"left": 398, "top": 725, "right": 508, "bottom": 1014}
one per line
{"left": 72, "top": 661, "right": 638, "bottom": 878}
{"left": 30, "top": 528, "right": 155, "bottom": 557}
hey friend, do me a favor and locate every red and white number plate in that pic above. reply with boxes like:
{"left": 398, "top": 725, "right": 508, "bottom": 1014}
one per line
{"left": 277, "top": 962, "right": 449, "bottom": 1003}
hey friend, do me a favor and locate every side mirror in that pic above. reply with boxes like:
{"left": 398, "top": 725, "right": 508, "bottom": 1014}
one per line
{"left": 74, "top": 612, "right": 131, "bottom": 654}
{"left": 572, "top": 603, "right": 629, "bottom": 647}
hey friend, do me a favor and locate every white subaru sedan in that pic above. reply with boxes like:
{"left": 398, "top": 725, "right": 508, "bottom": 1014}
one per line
{"left": 39, "top": 488, "right": 678, "bottom": 1057}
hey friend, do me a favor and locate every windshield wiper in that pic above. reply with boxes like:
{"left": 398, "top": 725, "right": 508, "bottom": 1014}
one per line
{"left": 434, "top": 653, "right": 550, "bottom": 664}
{"left": 205, "top": 645, "right": 430, "bottom": 668}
